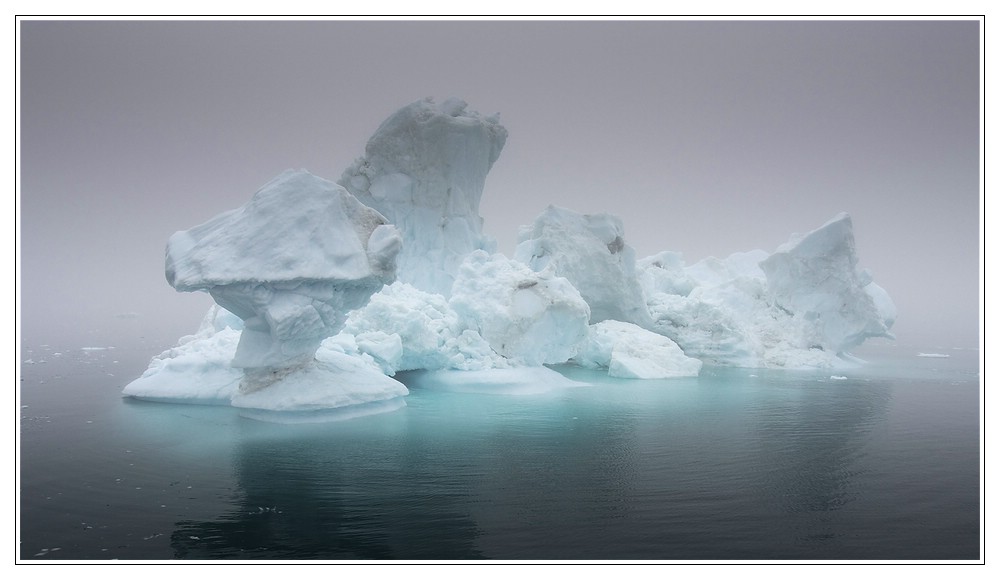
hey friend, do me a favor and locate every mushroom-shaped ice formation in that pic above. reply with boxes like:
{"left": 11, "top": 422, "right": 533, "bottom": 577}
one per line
{"left": 165, "top": 169, "right": 402, "bottom": 392}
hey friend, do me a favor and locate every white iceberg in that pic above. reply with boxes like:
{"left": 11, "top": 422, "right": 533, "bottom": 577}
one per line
{"left": 127, "top": 98, "right": 899, "bottom": 417}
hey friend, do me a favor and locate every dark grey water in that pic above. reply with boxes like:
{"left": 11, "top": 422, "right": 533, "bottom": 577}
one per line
{"left": 19, "top": 338, "right": 981, "bottom": 561}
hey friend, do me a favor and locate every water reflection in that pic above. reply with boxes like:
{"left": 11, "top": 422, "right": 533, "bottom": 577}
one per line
{"left": 169, "top": 418, "right": 485, "bottom": 559}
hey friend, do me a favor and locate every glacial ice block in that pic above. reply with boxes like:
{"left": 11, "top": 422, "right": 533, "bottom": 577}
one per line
{"left": 573, "top": 320, "right": 702, "bottom": 379}
{"left": 164, "top": 169, "right": 402, "bottom": 390}
{"left": 760, "top": 213, "right": 896, "bottom": 353}
{"left": 341, "top": 281, "right": 507, "bottom": 373}
{"left": 339, "top": 97, "right": 508, "bottom": 296}
{"left": 640, "top": 251, "right": 769, "bottom": 367}
{"left": 515, "top": 206, "right": 654, "bottom": 328}
{"left": 450, "top": 251, "right": 591, "bottom": 366}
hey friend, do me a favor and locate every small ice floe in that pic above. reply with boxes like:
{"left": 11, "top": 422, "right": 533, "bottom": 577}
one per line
{"left": 249, "top": 506, "right": 280, "bottom": 514}
{"left": 830, "top": 375, "right": 848, "bottom": 380}
{"left": 81, "top": 347, "right": 111, "bottom": 351}
{"left": 917, "top": 353, "right": 950, "bottom": 358}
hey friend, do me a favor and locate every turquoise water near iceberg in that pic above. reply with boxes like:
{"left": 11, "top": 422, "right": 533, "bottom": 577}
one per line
{"left": 19, "top": 340, "right": 980, "bottom": 561}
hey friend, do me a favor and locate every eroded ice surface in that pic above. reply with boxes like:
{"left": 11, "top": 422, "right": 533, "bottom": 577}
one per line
{"left": 339, "top": 97, "right": 507, "bottom": 297}
{"left": 450, "top": 250, "right": 591, "bottom": 366}
{"left": 515, "top": 205, "right": 653, "bottom": 328}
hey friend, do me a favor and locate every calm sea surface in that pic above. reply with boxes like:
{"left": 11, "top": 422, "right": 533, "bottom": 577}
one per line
{"left": 19, "top": 337, "right": 981, "bottom": 561}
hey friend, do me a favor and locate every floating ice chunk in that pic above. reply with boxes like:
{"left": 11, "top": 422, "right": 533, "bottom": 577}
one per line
{"left": 339, "top": 97, "right": 508, "bottom": 296}
{"left": 917, "top": 353, "right": 951, "bottom": 358}
{"left": 573, "top": 320, "right": 702, "bottom": 379}
{"left": 515, "top": 206, "right": 653, "bottom": 328}
{"left": 830, "top": 375, "right": 849, "bottom": 380}
{"left": 450, "top": 250, "right": 591, "bottom": 366}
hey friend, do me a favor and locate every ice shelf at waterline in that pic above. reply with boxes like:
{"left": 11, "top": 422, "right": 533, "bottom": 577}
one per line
{"left": 124, "top": 97, "right": 896, "bottom": 415}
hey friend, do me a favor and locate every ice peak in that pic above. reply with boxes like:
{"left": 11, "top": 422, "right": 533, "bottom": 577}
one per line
{"left": 339, "top": 97, "right": 508, "bottom": 296}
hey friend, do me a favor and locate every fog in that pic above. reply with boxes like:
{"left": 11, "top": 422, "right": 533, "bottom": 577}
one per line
{"left": 18, "top": 19, "right": 982, "bottom": 354}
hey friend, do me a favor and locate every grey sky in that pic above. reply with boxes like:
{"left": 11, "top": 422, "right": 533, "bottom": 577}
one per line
{"left": 18, "top": 19, "right": 981, "bottom": 350}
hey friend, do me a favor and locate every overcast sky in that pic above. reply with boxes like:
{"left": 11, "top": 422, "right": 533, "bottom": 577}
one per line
{"left": 18, "top": 19, "right": 981, "bottom": 351}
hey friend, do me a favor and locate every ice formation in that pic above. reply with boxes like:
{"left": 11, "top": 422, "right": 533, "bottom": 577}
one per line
{"left": 340, "top": 281, "right": 506, "bottom": 373}
{"left": 122, "top": 306, "right": 244, "bottom": 404}
{"left": 515, "top": 206, "right": 653, "bottom": 328}
{"left": 449, "top": 250, "right": 591, "bottom": 366}
{"left": 127, "top": 97, "right": 899, "bottom": 418}
{"left": 339, "top": 97, "right": 507, "bottom": 297}
{"left": 639, "top": 214, "right": 896, "bottom": 368}
{"left": 760, "top": 213, "right": 896, "bottom": 353}
{"left": 126, "top": 170, "right": 408, "bottom": 413}
{"left": 164, "top": 169, "right": 402, "bottom": 393}
{"left": 573, "top": 320, "right": 702, "bottom": 379}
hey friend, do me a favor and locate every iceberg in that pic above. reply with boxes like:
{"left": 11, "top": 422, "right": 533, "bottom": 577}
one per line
{"left": 126, "top": 97, "right": 899, "bottom": 417}
{"left": 339, "top": 97, "right": 508, "bottom": 297}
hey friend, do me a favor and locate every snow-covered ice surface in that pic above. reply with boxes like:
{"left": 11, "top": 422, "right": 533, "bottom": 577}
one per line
{"left": 126, "top": 97, "right": 898, "bottom": 417}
